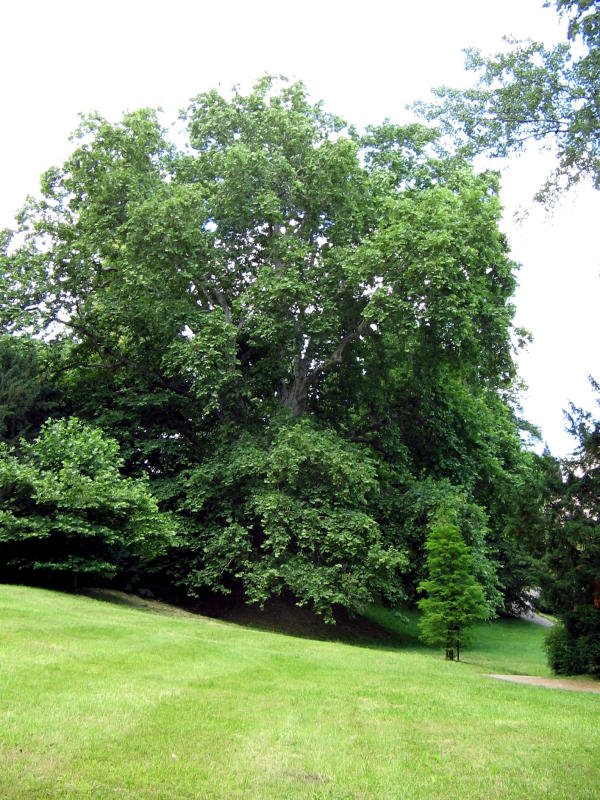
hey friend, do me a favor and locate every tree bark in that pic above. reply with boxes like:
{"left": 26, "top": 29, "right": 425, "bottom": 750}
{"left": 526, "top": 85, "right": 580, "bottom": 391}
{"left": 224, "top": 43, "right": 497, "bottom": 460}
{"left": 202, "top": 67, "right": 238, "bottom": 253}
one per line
{"left": 280, "top": 318, "right": 370, "bottom": 416}
{"left": 280, "top": 373, "right": 310, "bottom": 417}
{"left": 445, "top": 631, "right": 455, "bottom": 660}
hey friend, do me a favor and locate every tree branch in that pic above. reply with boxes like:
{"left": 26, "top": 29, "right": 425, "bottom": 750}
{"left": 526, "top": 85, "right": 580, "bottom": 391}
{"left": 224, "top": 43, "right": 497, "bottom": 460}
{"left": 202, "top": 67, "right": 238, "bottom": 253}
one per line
{"left": 306, "top": 318, "right": 370, "bottom": 385}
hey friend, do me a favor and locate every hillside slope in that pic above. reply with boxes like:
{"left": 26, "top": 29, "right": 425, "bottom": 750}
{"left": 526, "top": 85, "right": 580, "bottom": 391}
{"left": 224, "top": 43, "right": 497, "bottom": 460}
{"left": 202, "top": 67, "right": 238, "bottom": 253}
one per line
{"left": 1, "top": 585, "right": 598, "bottom": 800}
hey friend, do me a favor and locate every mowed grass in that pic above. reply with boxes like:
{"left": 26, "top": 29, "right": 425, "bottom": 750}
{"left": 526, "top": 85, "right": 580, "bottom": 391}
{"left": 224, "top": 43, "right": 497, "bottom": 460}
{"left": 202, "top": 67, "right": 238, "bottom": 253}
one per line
{"left": 365, "top": 606, "right": 556, "bottom": 677}
{"left": 1, "top": 585, "right": 598, "bottom": 800}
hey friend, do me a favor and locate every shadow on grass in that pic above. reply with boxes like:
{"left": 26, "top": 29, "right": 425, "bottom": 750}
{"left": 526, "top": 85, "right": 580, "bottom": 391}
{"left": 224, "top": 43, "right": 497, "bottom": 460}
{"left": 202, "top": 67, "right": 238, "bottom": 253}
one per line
{"left": 81, "top": 588, "right": 418, "bottom": 651}
{"left": 188, "top": 595, "right": 412, "bottom": 648}
{"left": 80, "top": 588, "right": 202, "bottom": 620}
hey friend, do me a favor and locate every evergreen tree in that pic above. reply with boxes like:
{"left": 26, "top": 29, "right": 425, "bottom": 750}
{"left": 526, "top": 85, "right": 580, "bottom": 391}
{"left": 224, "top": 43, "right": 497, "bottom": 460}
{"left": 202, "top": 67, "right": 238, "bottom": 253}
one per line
{"left": 545, "top": 382, "right": 600, "bottom": 675}
{"left": 418, "top": 513, "right": 493, "bottom": 660}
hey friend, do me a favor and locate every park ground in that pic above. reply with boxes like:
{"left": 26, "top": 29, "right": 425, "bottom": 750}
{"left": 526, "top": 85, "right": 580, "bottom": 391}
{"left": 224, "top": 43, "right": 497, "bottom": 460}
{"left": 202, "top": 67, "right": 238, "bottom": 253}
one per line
{"left": 1, "top": 584, "right": 598, "bottom": 800}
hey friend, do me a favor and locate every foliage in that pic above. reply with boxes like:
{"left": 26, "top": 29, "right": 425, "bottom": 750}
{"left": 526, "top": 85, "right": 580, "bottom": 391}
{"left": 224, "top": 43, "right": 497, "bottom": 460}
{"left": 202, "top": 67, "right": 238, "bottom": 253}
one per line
{"left": 0, "top": 335, "right": 59, "bottom": 444}
{"left": 418, "top": 512, "right": 494, "bottom": 660}
{"left": 0, "top": 77, "right": 539, "bottom": 615}
{"left": 412, "top": 0, "right": 600, "bottom": 631}
{"left": 392, "top": 476, "right": 502, "bottom": 610}
{"left": 544, "top": 380, "right": 600, "bottom": 674}
{"left": 545, "top": 621, "right": 600, "bottom": 675}
{"left": 475, "top": 431, "right": 561, "bottom": 614}
{"left": 180, "top": 419, "right": 406, "bottom": 620}
{"left": 0, "top": 418, "right": 175, "bottom": 586}
{"left": 414, "top": 1, "right": 600, "bottom": 199}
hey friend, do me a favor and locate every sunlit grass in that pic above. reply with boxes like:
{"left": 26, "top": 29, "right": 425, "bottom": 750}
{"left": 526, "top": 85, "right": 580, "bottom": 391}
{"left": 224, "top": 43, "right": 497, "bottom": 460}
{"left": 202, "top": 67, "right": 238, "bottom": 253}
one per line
{"left": 365, "top": 605, "right": 555, "bottom": 676}
{"left": 1, "top": 585, "right": 598, "bottom": 799}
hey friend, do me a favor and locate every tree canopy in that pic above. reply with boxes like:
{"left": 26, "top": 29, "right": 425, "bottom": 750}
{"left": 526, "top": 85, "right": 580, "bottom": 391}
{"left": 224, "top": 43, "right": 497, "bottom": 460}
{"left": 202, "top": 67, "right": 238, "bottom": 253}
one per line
{"left": 0, "top": 78, "right": 544, "bottom": 623}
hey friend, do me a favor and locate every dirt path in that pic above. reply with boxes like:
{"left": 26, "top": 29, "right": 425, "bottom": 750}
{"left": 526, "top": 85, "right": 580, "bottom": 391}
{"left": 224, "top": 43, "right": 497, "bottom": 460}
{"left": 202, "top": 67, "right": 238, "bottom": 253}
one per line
{"left": 486, "top": 673, "right": 600, "bottom": 694}
{"left": 520, "top": 609, "right": 555, "bottom": 627}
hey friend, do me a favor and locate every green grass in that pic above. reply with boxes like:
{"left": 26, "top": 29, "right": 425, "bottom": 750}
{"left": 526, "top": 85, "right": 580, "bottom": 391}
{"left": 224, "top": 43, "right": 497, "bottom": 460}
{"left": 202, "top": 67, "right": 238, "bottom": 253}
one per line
{"left": 365, "top": 606, "right": 556, "bottom": 676}
{"left": 1, "top": 585, "right": 598, "bottom": 800}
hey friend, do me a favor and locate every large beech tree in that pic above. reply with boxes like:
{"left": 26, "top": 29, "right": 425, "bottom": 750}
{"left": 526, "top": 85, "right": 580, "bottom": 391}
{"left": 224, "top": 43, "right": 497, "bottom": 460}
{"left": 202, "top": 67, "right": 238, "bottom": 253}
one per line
{"left": 0, "top": 78, "right": 532, "bottom": 616}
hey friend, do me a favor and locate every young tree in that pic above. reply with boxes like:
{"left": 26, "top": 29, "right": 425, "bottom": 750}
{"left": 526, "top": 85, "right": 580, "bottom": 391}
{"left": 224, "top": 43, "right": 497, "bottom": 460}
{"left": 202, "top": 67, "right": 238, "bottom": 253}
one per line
{"left": 418, "top": 513, "right": 493, "bottom": 660}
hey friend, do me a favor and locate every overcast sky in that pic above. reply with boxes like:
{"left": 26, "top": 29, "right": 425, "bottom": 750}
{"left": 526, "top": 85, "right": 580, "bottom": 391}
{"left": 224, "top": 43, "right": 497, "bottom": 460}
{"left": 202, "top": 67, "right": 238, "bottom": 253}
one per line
{"left": 2, "top": 0, "right": 599, "bottom": 456}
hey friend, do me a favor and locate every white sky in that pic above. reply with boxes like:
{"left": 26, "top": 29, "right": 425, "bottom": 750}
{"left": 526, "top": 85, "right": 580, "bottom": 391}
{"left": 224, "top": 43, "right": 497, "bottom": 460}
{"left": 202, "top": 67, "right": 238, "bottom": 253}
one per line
{"left": 2, "top": 0, "right": 598, "bottom": 456}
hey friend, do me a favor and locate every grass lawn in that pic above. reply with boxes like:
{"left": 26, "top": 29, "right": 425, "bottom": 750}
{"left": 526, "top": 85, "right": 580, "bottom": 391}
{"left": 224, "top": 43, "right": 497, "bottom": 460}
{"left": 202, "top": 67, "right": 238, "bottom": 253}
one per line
{"left": 1, "top": 585, "right": 598, "bottom": 799}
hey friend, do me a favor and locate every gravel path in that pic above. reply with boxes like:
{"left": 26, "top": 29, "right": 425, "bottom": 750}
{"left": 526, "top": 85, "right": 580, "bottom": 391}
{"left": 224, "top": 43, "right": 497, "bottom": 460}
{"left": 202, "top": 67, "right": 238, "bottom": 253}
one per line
{"left": 487, "top": 610, "right": 600, "bottom": 693}
{"left": 486, "top": 673, "right": 600, "bottom": 694}
{"left": 520, "top": 610, "right": 555, "bottom": 627}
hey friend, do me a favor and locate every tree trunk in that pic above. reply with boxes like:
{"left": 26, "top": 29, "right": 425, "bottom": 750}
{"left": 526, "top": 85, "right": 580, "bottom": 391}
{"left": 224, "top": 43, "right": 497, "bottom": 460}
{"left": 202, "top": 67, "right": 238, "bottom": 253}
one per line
{"left": 280, "top": 319, "right": 370, "bottom": 417}
{"left": 280, "top": 375, "right": 309, "bottom": 417}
